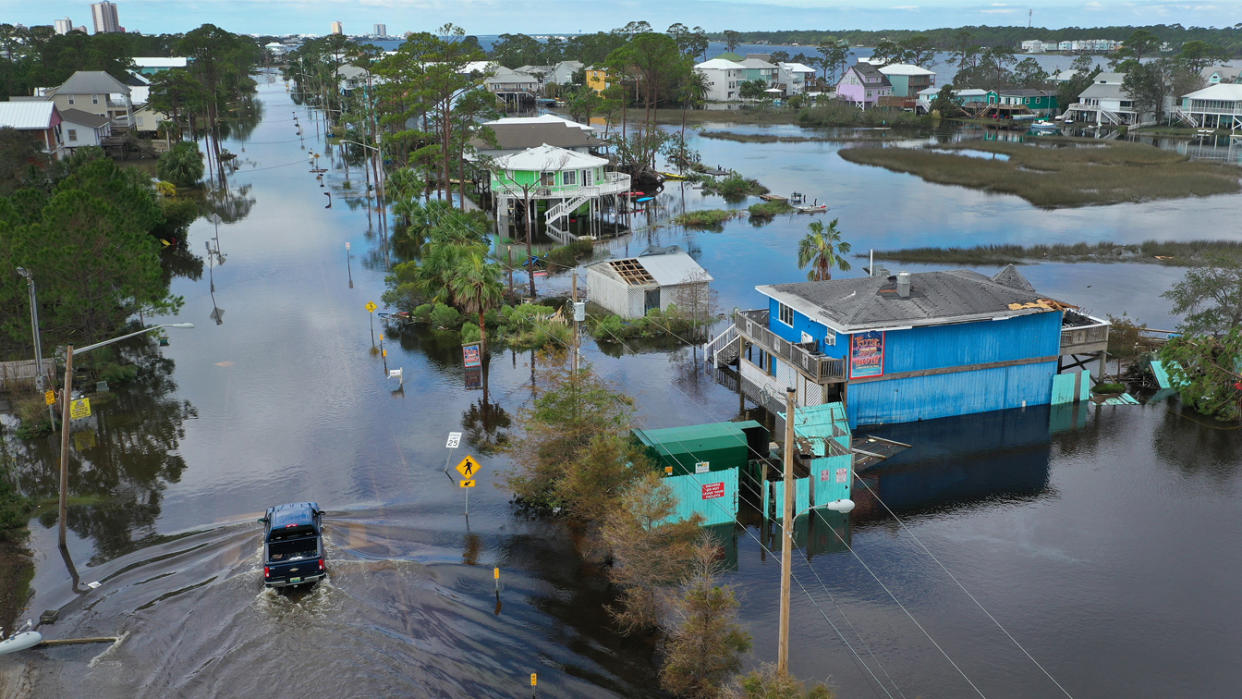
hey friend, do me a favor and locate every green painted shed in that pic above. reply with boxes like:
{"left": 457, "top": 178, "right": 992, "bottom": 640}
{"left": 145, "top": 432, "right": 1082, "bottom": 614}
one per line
{"left": 633, "top": 420, "right": 768, "bottom": 477}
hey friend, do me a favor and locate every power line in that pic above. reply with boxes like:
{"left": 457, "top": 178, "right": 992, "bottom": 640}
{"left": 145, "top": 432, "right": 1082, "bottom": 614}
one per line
{"left": 851, "top": 477, "right": 1073, "bottom": 698}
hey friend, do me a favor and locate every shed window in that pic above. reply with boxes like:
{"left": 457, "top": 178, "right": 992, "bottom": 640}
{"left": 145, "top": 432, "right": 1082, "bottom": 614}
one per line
{"left": 778, "top": 302, "right": 794, "bottom": 326}
{"left": 68, "top": 96, "right": 75, "bottom": 104}
{"left": 92, "top": 96, "right": 99, "bottom": 104}
{"left": 67, "top": 129, "right": 77, "bottom": 141}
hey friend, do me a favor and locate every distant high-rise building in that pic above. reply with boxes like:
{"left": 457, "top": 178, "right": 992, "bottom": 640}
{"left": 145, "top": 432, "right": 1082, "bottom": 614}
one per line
{"left": 373, "top": 24, "right": 387, "bottom": 38}
{"left": 91, "top": 1, "right": 119, "bottom": 34}
{"left": 54, "top": 18, "right": 73, "bottom": 35}
{"left": 330, "top": 21, "right": 343, "bottom": 35}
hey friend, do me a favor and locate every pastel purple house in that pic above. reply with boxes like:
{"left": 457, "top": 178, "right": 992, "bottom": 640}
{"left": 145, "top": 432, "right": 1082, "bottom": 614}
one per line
{"left": 835, "top": 63, "right": 892, "bottom": 109}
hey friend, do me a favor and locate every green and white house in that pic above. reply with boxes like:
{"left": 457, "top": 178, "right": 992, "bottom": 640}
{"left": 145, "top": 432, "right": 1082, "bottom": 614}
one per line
{"left": 987, "top": 89, "right": 1059, "bottom": 116}
{"left": 488, "top": 144, "right": 630, "bottom": 238}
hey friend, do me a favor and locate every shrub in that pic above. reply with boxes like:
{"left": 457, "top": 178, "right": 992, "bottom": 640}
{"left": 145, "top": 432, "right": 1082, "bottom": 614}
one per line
{"left": 748, "top": 200, "right": 794, "bottom": 218}
{"left": 1092, "top": 382, "right": 1126, "bottom": 394}
{"left": 429, "top": 303, "right": 462, "bottom": 329}
{"left": 673, "top": 209, "right": 738, "bottom": 230}
{"left": 156, "top": 142, "right": 204, "bottom": 188}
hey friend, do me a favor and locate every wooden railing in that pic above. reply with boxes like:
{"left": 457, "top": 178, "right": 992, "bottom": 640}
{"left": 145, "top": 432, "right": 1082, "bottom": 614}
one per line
{"left": 734, "top": 309, "right": 846, "bottom": 383}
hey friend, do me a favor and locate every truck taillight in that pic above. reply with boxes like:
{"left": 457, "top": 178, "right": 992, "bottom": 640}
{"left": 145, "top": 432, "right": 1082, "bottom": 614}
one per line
{"left": 264, "top": 566, "right": 270, "bottom": 578}
{"left": 318, "top": 558, "right": 325, "bottom": 571}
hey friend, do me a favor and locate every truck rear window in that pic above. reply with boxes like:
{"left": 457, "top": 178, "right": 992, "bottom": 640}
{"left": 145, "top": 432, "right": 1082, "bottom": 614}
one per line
{"left": 269, "top": 525, "right": 315, "bottom": 541}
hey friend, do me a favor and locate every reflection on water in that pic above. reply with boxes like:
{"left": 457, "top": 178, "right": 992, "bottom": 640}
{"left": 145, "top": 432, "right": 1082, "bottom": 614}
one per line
{"left": 9, "top": 75, "right": 1242, "bottom": 699}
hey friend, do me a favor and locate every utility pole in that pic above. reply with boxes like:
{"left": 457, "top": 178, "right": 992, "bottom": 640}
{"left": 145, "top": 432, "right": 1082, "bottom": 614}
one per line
{"left": 15, "top": 268, "right": 50, "bottom": 422}
{"left": 778, "top": 386, "right": 795, "bottom": 675}
{"left": 571, "top": 270, "right": 579, "bottom": 376}
{"left": 57, "top": 346, "right": 74, "bottom": 550}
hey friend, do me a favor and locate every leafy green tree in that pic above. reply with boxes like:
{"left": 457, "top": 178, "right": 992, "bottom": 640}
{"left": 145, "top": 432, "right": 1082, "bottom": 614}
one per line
{"left": 491, "top": 33, "right": 544, "bottom": 68}
{"left": 930, "top": 83, "right": 962, "bottom": 116}
{"left": 503, "top": 360, "right": 642, "bottom": 516}
{"left": 1160, "top": 256, "right": 1242, "bottom": 421}
{"left": 1179, "top": 40, "right": 1228, "bottom": 73}
{"left": 1115, "top": 29, "right": 1162, "bottom": 65}
{"left": 0, "top": 155, "right": 177, "bottom": 348}
{"left": 723, "top": 30, "right": 741, "bottom": 54}
{"left": 739, "top": 79, "right": 768, "bottom": 101}
{"left": 659, "top": 534, "right": 752, "bottom": 698}
{"left": 816, "top": 40, "right": 849, "bottom": 83}
{"left": 797, "top": 218, "right": 852, "bottom": 281}
{"left": 1013, "top": 57, "right": 1050, "bottom": 89}
{"left": 156, "top": 142, "right": 204, "bottom": 187}
{"left": 0, "top": 127, "right": 43, "bottom": 195}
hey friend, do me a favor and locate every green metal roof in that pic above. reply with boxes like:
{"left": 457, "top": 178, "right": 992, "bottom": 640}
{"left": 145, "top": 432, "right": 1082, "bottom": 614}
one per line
{"left": 633, "top": 420, "right": 762, "bottom": 454}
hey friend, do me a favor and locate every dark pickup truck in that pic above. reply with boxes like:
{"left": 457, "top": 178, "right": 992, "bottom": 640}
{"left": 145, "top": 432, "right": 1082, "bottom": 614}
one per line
{"left": 258, "top": 502, "right": 326, "bottom": 588}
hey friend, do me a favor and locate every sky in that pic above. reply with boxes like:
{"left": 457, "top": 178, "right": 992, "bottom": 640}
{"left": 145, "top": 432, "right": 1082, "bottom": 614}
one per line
{"left": 4, "top": 0, "right": 1239, "bottom": 37}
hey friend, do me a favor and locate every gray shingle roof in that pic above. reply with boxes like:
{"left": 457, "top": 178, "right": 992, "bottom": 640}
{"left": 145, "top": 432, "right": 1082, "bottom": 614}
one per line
{"left": 850, "top": 63, "right": 891, "bottom": 87}
{"left": 51, "top": 70, "right": 130, "bottom": 96}
{"left": 59, "top": 108, "right": 110, "bottom": 128}
{"left": 758, "top": 269, "right": 1053, "bottom": 332}
{"left": 470, "top": 122, "right": 605, "bottom": 152}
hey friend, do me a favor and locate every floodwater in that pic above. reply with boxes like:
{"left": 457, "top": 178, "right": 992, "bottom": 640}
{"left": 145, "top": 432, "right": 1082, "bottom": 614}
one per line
{"left": 4, "top": 75, "right": 1242, "bottom": 697}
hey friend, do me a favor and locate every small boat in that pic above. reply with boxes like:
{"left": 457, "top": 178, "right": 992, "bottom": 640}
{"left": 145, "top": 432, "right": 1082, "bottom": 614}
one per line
{"left": 0, "top": 629, "right": 42, "bottom": 656}
{"left": 625, "top": 191, "right": 646, "bottom": 197}
{"left": 795, "top": 204, "right": 828, "bottom": 213}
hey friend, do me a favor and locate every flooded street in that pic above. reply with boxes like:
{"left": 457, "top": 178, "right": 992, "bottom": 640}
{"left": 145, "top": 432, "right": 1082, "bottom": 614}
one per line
{"left": 4, "top": 76, "right": 1242, "bottom": 697}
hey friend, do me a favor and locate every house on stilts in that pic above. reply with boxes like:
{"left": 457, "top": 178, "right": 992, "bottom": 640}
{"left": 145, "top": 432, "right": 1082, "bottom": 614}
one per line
{"left": 704, "top": 265, "right": 1109, "bottom": 428}
{"left": 484, "top": 143, "right": 630, "bottom": 243}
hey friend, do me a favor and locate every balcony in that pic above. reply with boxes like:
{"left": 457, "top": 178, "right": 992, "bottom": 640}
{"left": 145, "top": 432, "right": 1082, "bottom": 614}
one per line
{"left": 1060, "top": 314, "right": 1109, "bottom": 355}
{"left": 734, "top": 309, "right": 846, "bottom": 383}
{"left": 493, "top": 171, "right": 630, "bottom": 200}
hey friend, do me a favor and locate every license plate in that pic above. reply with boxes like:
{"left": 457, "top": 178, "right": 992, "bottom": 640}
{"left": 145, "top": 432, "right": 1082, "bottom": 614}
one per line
{"left": 290, "top": 577, "right": 302, "bottom": 583}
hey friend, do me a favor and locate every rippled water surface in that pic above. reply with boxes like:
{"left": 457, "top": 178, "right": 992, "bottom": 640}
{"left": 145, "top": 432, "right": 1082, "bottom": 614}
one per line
{"left": 4, "top": 74, "right": 1242, "bottom": 698}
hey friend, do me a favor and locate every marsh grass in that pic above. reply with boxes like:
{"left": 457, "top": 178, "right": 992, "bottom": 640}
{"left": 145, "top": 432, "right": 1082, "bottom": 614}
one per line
{"left": 748, "top": 200, "right": 795, "bottom": 217}
{"left": 699, "top": 130, "right": 906, "bottom": 144}
{"left": 838, "top": 139, "right": 1241, "bottom": 207}
{"left": 869, "top": 239, "right": 1242, "bottom": 266}
{"left": 674, "top": 209, "right": 741, "bottom": 229}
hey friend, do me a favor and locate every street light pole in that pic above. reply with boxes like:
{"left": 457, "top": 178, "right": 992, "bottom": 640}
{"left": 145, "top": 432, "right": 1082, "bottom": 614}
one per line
{"left": 15, "top": 268, "right": 45, "bottom": 391}
{"left": 57, "top": 323, "right": 194, "bottom": 549}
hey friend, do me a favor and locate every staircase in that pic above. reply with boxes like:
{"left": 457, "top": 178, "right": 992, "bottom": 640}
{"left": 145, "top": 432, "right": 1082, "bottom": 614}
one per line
{"left": 545, "top": 194, "right": 591, "bottom": 228}
{"left": 704, "top": 325, "right": 740, "bottom": 368}
{"left": 1170, "top": 107, "right": 1197, "bottom": 128}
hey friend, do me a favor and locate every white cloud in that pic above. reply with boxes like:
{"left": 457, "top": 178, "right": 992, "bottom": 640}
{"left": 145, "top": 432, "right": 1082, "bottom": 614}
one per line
{"left": 980, "top": 8, "right": 1019, "bottom": 13}
{"left": 893, "top": 4, "right": 920, "bottom": 8}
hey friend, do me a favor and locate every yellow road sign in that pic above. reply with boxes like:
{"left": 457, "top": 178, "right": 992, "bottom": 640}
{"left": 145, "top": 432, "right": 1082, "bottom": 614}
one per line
{"left": 456, "top": 455, "right": 481, "bottom": 478}
{"left": 45, "top": 390, "right": 56, "bottom": 405}
{"left": 459, "top": 479, "right": 476, "bottom": 488}
{"left": 365, "top": 301, "right": 378, "bottom": 313}
{"left": 69, "top": 397, "right": 91, "bottom": 419}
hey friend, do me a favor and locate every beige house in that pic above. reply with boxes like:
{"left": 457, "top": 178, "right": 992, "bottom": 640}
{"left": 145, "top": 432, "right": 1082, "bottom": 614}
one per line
{"left": 47, "top": 71, "right": 133, "bottom": 128}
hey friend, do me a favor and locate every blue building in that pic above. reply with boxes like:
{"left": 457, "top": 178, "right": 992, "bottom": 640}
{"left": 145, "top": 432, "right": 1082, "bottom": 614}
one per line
{"left": 706, "top": 267, "right": 1110, "bottom": 427}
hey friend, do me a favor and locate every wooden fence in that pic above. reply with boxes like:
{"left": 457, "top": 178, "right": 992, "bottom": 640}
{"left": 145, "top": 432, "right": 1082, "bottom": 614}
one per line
{"left": 0, "top": 358, "right": 56, "bottom": 392}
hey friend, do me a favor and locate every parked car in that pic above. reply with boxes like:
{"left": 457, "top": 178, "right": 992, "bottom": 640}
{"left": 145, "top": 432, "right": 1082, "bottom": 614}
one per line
{"left": 258, "top": 502, "right": 326, "bottom": 588}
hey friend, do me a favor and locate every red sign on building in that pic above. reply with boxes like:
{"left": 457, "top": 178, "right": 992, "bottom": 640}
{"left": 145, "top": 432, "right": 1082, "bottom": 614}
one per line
{"left": 702, "top": 482, "right": 725, "bottom": 500}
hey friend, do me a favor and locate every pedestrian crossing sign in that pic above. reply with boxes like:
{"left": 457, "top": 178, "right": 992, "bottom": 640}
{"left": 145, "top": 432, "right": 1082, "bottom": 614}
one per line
{"left": 455, "top": 455, "right": 481, "bottom": 478}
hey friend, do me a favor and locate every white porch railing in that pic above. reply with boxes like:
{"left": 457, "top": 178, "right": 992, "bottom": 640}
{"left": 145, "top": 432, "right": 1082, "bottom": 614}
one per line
{"left": 545, "top": 193, "right": 592, "bottom": 226}
{"left": 704, "top": 325, "right": 739, "bottom": 368}
{"left": 493, "top": 171, "right": 630, "bottom": 201}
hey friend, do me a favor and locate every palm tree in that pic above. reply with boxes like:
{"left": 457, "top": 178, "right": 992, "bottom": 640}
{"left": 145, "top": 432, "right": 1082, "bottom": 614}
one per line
{"left": 676, "top": 68, "right": 710, "bottom": 173}
{"left": 449, "top": 251, "right": 504, "bottom": 405}
{"left": 797, "top": 218, "right": 852, "bottom": 281}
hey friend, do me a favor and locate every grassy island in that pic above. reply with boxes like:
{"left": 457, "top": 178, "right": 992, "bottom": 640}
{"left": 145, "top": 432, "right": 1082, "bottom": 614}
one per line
{"left": 838, "top": 139, "right": 1241, "bottom": 208}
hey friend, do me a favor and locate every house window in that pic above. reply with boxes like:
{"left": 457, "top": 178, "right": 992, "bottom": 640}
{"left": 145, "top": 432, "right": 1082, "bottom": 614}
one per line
{"left": 562, "top": 170, "right": 576, "bottom": 186}
{"left": 67, "top": 129, "right": 77, "bottom": 141}
{"left": 778, "top": 302, "right": 794, "bottom": 327}
{"left": 92, "top": 96, "right": 99, "bottom": 104}
{"left": 541, "top": 171, "right": 554, "bottom": 186}
{"left": 68, "top": 97, "right": 75, "bottom": 104}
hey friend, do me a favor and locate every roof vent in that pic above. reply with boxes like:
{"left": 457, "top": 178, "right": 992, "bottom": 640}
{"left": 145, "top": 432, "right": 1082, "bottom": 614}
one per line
{"left": 896, "top": 271, "right": 911, "bottom": 298}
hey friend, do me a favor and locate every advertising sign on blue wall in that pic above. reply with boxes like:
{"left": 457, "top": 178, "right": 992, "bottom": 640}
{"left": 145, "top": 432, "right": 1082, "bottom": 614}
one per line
{"left": 849, "top": 331, "right": 885, "bottom": 378}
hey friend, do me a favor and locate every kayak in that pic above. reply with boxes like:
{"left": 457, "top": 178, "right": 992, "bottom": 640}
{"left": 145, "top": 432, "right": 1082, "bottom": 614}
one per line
{"left": 0, "top": 631, "right": 42, "bottom": 656}
{"left": 635, "top": 196, "right": 654, "bottom": 203}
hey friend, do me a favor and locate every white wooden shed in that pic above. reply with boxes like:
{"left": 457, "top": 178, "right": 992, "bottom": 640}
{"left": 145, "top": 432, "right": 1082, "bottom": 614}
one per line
{"left": 585, "top": 252, "right": 713, "bottom": 319}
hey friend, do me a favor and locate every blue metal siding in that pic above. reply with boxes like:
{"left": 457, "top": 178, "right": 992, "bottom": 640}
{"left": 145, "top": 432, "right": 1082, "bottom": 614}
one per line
{"left": 659, "top": 467, "right": 739, "bottom": 527}
{"left": 883, "top": 311, "right": 1062, "bottom": 374}
{"left": 847, "top": 360, "right": 1057, "bottom": 426}
{"left": 767, "top": 298, "right": 836, "bottom": 353}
